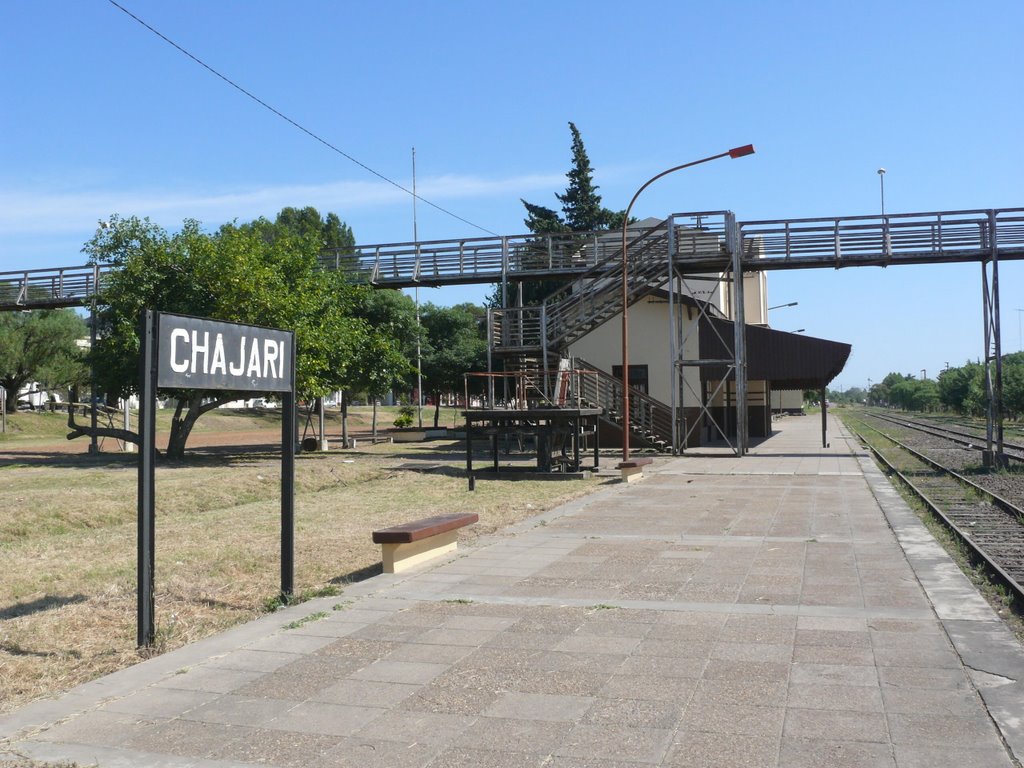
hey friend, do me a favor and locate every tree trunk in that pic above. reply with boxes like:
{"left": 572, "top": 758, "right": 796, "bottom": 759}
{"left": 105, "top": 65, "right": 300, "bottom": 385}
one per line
{"left": 165, "top": 395, "right": 196, "bottom": 460}
{"left": 2, "top": 377, "right": 27, "bottom": 413}
{"left": 371, "top": 398, "right": 378, "bottom": 438}
{"left": 433, "top": 395, "right": 441, "bottom": 429}
{"left": 165, "top": 392, "right": 233, "bottom": 460}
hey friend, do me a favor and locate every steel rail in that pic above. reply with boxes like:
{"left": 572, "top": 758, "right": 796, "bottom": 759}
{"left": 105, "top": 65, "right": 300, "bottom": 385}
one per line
{"left": 868, "top": 411, "right": 1024, "bottom": 463}
{"left": 848, "top": 417, "right": 1024, "bottom": 602}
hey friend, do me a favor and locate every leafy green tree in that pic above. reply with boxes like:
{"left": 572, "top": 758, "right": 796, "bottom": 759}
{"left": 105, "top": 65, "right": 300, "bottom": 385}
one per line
{"left": 82, "top": 211, "right": 363, "bottom": 458}
{"left": 938, "top": 362, "right": 983, "bottom": 414}
{"left": 254, "top": 206, "right": 355, "bottom": 252}
{"left": 910, "top": 379, "right": 940, "bottom": 411}
{"left": 343, "top": 289, "right": 419, "bottom": 437}
{"left": 964, "top": 371, "right": 989, "bottom": 416}
{"left": 420, "top": 303, "right": 488, "bottom": 427}
{"left": 1002, "top": 361, "right": 1024, "bottom": 419}
{"left": 344, "top": 329, "right": 411, "bottom": 437}
{"left": 0, "top": 309, "right": 87, "bottom": 411}
{"left": 886, "top": 374, "right": 939, "bottom": 412}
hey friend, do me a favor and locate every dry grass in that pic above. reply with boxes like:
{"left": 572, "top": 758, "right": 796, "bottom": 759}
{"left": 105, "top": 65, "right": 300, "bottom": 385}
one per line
{"left": 0, "top": 428, "right": 607, "bottom": 715}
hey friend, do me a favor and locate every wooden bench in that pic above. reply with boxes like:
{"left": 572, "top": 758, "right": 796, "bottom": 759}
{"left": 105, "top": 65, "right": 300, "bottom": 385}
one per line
{"left": 372, "top": 513, "right": 478, "bottom": 573}
{"left": 617, "top": 457, "right": 652, "bottom": 482}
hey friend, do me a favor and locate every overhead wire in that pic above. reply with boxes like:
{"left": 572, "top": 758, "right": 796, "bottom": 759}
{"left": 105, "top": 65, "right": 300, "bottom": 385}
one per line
{"left": 107, "top": 0, "right": 499, "bottom": 237}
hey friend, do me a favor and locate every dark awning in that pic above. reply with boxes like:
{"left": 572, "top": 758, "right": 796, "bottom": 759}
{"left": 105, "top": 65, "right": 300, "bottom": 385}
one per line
{"left": 698, "top": 316, "right": 851, "bottom": 390}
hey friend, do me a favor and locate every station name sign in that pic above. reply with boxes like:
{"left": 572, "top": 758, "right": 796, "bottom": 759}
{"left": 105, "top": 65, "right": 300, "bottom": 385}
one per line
{"left": 156, "top": 313, "right": 294, "bottom": 392}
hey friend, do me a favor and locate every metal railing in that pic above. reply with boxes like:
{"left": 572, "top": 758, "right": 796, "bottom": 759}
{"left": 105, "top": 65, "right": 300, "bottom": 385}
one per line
{"left": 0, "top": 264, "right": 104, "bottom": 309}
{"left": 738, "top": 208, "right": 1024, "bottom": 269}
{"left": 490, "top": 213, "right": 732, "bottom": 357}
{"left": 488, "top": 307, "right": 544, "bottom": 350}
{"left": 575, "top": 359, "right": 674, "bottom": 450}
{"left": 463, "top": 367, "right": 600, "bottom": 410}
{"left": 6, "top": 208, "right": 1024, "bottom": 313}
{"left": 320, "top": 230, "right": 630, "bottom": 287}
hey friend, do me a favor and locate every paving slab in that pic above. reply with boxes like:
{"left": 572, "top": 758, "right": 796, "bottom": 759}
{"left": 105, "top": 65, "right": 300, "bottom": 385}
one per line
{"left": 3, "top": 414, "right": 1024, "bottom": 766}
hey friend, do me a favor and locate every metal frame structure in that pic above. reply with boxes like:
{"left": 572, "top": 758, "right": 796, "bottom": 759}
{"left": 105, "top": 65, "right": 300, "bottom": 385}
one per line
{"left": 982, "top": 213, "right": 1006, "bottom": 466}
{"left": 5, "top": 207, "right": 1022, "bottom": 464}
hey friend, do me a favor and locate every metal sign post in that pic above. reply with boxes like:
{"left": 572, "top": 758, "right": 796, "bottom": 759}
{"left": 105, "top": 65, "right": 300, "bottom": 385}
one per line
{"left": 137, "top": 310, "right": 296, "bottom": 648}
{"left": 137, "top": 311, "right": 157, "bottom": 647}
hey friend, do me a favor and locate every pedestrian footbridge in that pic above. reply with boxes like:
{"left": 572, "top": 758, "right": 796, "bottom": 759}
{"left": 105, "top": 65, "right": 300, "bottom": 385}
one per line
{"left": 2, "top": 207, "right": 1022, "bottom": 311}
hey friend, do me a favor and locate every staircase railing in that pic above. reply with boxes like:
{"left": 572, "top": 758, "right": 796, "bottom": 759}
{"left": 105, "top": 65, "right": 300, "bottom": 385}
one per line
{"left": 575, "top": 359, "right": 675, "bottom": 450}
{"left": 543, "top": 220, "right": 673, "bottom": 351}
{"left": 489, "top": 219, "right": 676, "bottom": 357}
{"left": 490, "top": 216, "right": 732, "bottom": 359}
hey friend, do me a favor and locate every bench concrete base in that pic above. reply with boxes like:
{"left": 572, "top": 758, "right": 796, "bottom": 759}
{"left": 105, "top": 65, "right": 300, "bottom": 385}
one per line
{"left": 374, "top": 513, "right": 477, "bottom": 574}
{"left": 381, "top": 529, "right": 458, "bottom": 573}
{"left": 618, "top": 458, "right": 652, "bottom": 482}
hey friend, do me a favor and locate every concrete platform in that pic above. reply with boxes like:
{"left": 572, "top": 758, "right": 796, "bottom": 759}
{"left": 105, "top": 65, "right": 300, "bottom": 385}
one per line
{"left": 3, "top": 415, "right": 1023, "bottom": 767}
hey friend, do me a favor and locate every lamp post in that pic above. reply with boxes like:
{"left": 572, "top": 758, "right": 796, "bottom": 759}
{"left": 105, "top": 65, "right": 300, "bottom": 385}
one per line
{"left": 768, "top": 301, "right": 798, "bottom": 311}
{"left": 878, "top": 168, "right": 891, "bottom": 258}
{"left": 620, "top": 144, "right": 755, "bottom": 464}
{"left": 877, "top": 168, "right": 886, "bottom": 217}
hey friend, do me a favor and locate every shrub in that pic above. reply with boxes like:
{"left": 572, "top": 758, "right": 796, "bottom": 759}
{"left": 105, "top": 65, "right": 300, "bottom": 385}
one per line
{"left": 393, "top": 405, "right": 416, "bottom": 428}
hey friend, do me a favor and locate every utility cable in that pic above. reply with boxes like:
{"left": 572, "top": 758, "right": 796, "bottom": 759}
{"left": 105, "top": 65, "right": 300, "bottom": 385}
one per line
{"left": 107, "top": 0, "right": 499, "bottom": 237}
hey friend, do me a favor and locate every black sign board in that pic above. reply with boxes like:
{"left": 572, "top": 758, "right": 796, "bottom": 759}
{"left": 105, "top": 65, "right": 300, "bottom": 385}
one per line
{"left": 157, "top": 314, "right": 293, "bottom": 392}
{"left": 137, "top": 310, "right": 297, "bottom": 648}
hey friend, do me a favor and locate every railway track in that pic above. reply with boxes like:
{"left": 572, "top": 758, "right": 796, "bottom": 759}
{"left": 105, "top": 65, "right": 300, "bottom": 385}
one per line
{"left": 846, "top": 413, "right": 1024, "bottom": 604}
{"left": 868, "top": 410, "right": 1024, "bottom": 463}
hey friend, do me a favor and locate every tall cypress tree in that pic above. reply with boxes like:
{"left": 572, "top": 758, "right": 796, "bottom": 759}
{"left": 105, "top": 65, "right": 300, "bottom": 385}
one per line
{"left": 498, "top": 123, "right": 627, "bottom": 308}
{"left": 556, "top": 122, "right": 610, "bottom": 232}
{"left": 521, "top": 122, "right": 623, "bottom": 235}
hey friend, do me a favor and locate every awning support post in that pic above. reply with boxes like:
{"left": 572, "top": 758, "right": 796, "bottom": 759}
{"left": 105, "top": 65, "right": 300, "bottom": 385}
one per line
{"left": 820, "top": 386, "right": 829, "bottom": 448}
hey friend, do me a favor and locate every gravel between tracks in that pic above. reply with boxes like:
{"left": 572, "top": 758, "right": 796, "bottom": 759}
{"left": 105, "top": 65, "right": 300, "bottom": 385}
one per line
{"left": 862, "top": 414, "right": 1024, "bottom": 507}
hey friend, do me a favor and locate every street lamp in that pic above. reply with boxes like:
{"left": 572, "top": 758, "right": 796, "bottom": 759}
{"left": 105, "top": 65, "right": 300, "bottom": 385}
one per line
{"left": 877, "top": 168, "right": 886, "bottom": 217}
{"left": 878, "top": 168, "right": 891, "bottom": 257}
{"left": 620, "top": 144, "right": 755, "bottom": 464}
{"left": 768, "top": 301, "right": 798, "bottom": 310}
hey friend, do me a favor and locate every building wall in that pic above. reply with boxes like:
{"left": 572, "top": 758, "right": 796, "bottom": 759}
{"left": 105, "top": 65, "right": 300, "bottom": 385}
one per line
{"left": 771, "top": 389, "right": 805, "bottom": 412}
{"left": 704, "top": 378, "right": 771, "bottom": 438}
{"left": 567, "top": 295, "right": 700, "bottom": 407}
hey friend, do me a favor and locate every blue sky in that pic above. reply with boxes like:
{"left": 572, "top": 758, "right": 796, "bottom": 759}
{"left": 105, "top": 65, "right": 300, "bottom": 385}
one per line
{"left": 2, "top": 0, "right": 1022, "bottom": 391}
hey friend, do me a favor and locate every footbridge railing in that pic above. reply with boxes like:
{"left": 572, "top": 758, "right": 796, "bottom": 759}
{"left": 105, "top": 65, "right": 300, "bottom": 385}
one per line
{"left": 736, "top": 208, "right": 1024, "bottom": 271}
{"left": 4, "top": 208, "right": 1024, "bottom": 311}
{"left": 319, "top": 230, "right": 627, "bottom": 287}
{"left": 0, "top": 264, "right": 105, "bottom": 310}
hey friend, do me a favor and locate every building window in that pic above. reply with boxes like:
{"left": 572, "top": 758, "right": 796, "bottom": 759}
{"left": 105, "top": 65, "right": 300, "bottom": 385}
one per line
{"left": 611, "top": 364, "right": 649, "bottom": 394}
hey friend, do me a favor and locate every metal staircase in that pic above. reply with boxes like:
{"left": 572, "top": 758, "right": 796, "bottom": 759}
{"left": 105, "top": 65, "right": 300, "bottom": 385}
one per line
{"left": 485, "top": 217, "right": 700, "bottom": 452}
{"left": 574, "top": 359, "right": 674, "bottom": 451}
{"left": 489, "top": 217, "right": 688, "bottom": 359}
